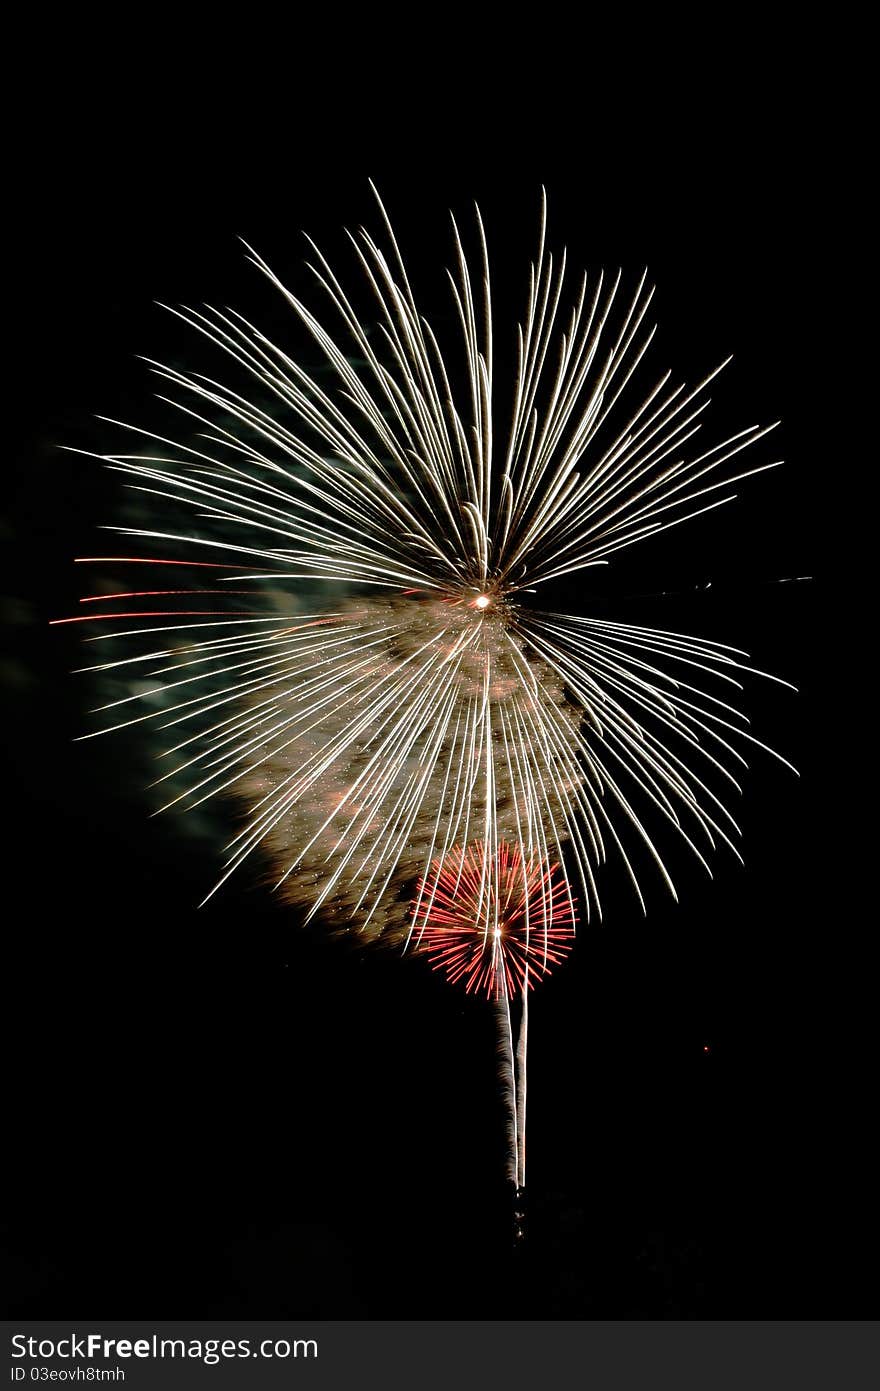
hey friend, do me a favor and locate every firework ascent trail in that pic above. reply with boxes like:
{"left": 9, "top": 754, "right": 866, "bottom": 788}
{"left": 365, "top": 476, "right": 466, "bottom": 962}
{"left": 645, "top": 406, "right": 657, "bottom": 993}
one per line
{"left": 57, "top": 186, "right": 795, "bottom": 1194}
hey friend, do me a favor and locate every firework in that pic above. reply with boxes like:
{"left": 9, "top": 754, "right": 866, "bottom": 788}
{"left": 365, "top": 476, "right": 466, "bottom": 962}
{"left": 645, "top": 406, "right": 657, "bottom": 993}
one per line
{"left": 58, "top": 186, "right": 794, "bottom": 1202}
{"left": 413, "top": 841, "right": 575, "bottom": 999}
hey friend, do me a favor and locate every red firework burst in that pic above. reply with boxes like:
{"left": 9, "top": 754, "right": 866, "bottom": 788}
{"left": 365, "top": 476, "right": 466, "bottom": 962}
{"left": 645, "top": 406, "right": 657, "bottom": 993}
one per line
{"left": 412, "top": 841, "right": 576, "bottom": 999}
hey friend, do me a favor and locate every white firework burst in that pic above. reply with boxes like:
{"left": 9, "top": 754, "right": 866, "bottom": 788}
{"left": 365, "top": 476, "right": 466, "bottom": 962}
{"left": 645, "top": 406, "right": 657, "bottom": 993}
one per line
{"left": 60, "top": 189, "right": 795, "bottom": 1190}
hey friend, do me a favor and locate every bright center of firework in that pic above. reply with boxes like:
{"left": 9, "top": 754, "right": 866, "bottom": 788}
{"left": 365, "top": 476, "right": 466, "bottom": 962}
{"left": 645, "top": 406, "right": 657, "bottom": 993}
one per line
{"left": 412, "top": 841, "right": 576, "bottom": 1000}
{"left": 473, "top": 594, "right": 491, "bottom": 610}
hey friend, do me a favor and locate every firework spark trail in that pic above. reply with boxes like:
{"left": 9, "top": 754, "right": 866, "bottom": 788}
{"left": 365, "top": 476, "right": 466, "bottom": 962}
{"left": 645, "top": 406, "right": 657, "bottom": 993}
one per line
{"left": 414, "top": 843, "right": 568, "bottom": 1192}
{"left": 517, "top": 971, "right": 529, "bottom": 1191}
{"left": 62, "top": 186, "right": 794, "bottom": 1197}
{"left": 496, "top": 992, "right": 519, "bottom": 1188}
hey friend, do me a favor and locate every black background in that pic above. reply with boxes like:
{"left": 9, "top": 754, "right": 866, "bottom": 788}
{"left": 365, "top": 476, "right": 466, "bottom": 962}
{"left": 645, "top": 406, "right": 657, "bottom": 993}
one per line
{"left": 3, "top": 52, "right": 856, "bottom": 1321}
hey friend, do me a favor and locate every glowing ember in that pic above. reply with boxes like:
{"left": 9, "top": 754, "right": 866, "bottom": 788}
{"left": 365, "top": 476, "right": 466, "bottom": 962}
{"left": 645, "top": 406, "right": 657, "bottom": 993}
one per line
{"left": 412, "top": 841, "right": 575, "bottom": 999}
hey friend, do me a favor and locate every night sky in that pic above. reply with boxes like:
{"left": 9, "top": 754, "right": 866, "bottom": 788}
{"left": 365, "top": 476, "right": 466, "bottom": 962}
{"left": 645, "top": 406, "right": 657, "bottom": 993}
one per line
{"left": 3, "top": 80, "right": 856, "bottom": 1321}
